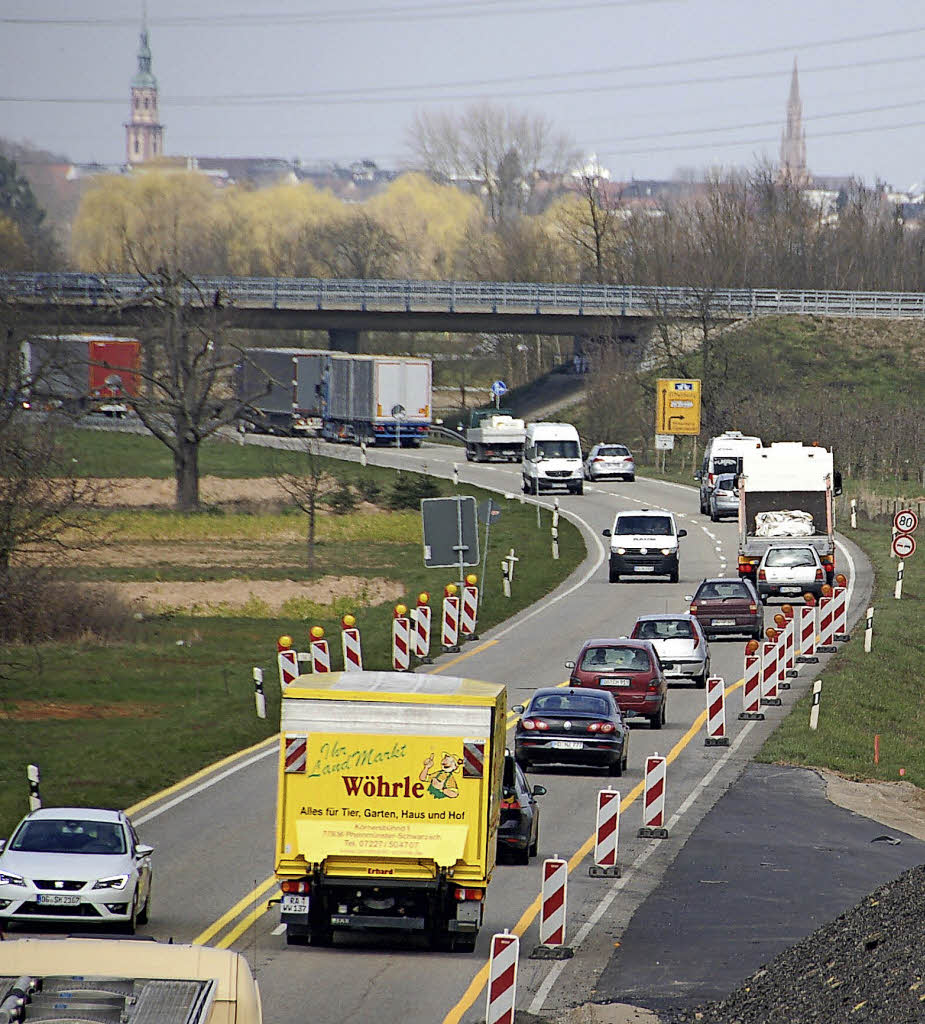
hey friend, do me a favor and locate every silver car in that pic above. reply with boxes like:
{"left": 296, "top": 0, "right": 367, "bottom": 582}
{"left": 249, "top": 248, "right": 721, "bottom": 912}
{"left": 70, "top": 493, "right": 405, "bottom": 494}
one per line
{"left": 630, "top": 613, "right": 711, "bottom": 687}
{"left": 584, "top": 443, "right": 635, "bottom": 481}
{"left": 757, "top": 545, "right": 825, "bottom": 602}
{"left": 709, "top": 473, "right": 739, "bottom": 521}
{"left": 0, "top": 807, "right": 154, "bottom": 933}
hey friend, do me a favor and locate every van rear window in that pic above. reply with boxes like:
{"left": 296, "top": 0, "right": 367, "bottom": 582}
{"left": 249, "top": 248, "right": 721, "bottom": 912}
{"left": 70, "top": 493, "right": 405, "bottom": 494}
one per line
{"left": 712, "top": 457, "right": 740, "bottom": 476}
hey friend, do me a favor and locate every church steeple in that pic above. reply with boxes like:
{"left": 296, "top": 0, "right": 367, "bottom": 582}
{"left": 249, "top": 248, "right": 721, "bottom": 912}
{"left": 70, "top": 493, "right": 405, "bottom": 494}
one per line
{"left": 125, "top": 5, "right": 164, "bottom": 165}
{"left": 779, "top": 58, "right": 808, "bottom": 185}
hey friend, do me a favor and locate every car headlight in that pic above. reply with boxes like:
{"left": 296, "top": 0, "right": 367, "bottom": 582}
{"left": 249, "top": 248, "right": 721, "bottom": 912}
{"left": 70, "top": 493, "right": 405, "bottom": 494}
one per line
{"left": 0, "top": 871, "right": 25, "bottom": 887}
{"left": 615, "top": 547, "right": 626, "bottom": 555}
{"left": 661, "top": 548, "right": 673, "bottom": 556}
{"left": 93, "top": 874, "right": 129, "bottom": 890}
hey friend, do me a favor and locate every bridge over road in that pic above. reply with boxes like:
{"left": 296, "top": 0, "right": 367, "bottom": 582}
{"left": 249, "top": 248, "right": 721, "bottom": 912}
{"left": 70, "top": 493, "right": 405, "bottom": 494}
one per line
{"left": 5, "top": 273, "right": 925, "bottom": 347}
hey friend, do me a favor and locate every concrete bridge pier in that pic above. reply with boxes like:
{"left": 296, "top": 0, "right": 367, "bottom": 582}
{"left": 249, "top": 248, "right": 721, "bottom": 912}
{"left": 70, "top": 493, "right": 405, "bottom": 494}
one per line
{"left": 329, "top": 328, "right": 360, "bottom": 353}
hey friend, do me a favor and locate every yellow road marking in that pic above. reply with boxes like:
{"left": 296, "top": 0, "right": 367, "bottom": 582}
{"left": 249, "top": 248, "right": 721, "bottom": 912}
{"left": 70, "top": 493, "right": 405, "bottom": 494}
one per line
{"left": 193, "top": 874, "right": 278, "bottom": 946}
{"left": 432, "top": 638, "right": 500, "bottom": 673}
{"left": 215, "top": 898, "right": 276, "bottom": 949}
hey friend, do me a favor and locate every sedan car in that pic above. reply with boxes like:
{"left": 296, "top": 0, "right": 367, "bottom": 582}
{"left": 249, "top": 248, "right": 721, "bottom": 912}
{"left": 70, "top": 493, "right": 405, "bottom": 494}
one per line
{"left": 757, "top": 545, "right": 826, "bottom": 602}
{"left": 583, "top": 443, "right": 635, "bottom": 481}
{"left": 709, "top": 473, "right": 739, "bottom": 521}
{"left": 630, "top": 613, "right": 710, "bottom": 687}
{"left": 0, "top": 807, "right": 153, "bottom": 934}
{"left": 497, "top": 752, "right": 545, "bottom": 865}
{"left": 690, "top": 577, "right": 764, "bottom": 639}
{"left": 565, "top": 638, "right": 667, "bottom": 729}
{"left": 513, "top": 687, "right": 630, "bottom": 775}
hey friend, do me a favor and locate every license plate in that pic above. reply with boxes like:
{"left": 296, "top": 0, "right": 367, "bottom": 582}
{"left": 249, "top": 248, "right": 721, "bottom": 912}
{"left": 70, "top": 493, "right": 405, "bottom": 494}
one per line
{"left": 634, "top": 565, "right": 655, "bottom": 573}
{"left": 712, "top": 619, "right": 736, "bottom": 626}
{"left": 281, "top": 895, "right": 310, "bottom": 913}
{"left": 37, "top": 894, "right": 80, "bottom": 906}
{"left": 601, "top": 677, "right": 631, "bottom": 686}
{"left": 780, "top": 586, "right": 801, "bottom": 594}
{"left": 551, "top": 740, "right": 583, "bottom": 750}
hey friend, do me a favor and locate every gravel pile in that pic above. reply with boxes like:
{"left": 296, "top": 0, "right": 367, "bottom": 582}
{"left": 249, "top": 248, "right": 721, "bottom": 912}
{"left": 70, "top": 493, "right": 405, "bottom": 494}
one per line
{"left": 666, "top": 862, "right": 925, "bottom": 1024}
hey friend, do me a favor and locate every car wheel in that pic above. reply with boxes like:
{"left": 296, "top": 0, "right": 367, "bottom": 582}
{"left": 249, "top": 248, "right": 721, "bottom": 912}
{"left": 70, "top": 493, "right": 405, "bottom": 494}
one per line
{"left": 651, "top": 703, "right": 665, "bottom": 729}
{"left": 573, "top": 482, "right": 584, "bottom": 495}
{"left": 622, "top": 750, "right": 629, "bottom": 773}
{"left": 120, "top": 892, "right": 139, "bottom": 935}
{"left": 137, "top": 883, "right": 151, "bottom": 926}
{"left": 695, "top": 671, "right": 708, "bottom": 689}
{"left": 608, "top": 755, "right": 623, "bottom": 777}
{"left": 528, "top": 821, "right": 539, "bottom": 859}
{"left": 626, "top": 474, "right": 635, "bottom": 482}
{"left": 522, "top": 477, "right": 529, "bottom": 493}
{"left": 516, "top": 756, "right": 530, "bottom": 772}
{"left": 531, "top": 478, "right": 540, "bottom": 495}
{"left": 609, "top": 563, "right": 620, "bottom": 583}
{"left": 513, "top": 843, "right": 530, "bottom": 866}
{"left": 669, "top": 566, "right": 679, "bottom": 584}
{"left": 450, "top": 933, "right": 478, "bottom": 953}
{"left": 309, "top": 927, "right": 335, "bottom": 947}
{"left": 710, "top": 508, "right": 719, "bottom": 522}
{"left": 286, "top": 925, "right": 310, "bottom": 945}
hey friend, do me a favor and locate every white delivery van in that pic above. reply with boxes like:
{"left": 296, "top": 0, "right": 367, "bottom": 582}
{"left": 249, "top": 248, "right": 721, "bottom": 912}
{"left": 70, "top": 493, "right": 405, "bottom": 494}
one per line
{"left": 696, "top": 431, "right": 762, "bottom": 514}
{"left": 522, "top": 422, "right": 584, "bottom": 495}
{"left": 602, "top": 508, "right": 687, "bottom": 582}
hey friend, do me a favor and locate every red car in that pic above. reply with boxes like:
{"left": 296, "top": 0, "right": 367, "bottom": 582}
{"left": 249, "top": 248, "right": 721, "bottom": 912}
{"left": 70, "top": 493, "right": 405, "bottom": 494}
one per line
{"left": 565, "top": 638, "right": 667, "bottom": 729}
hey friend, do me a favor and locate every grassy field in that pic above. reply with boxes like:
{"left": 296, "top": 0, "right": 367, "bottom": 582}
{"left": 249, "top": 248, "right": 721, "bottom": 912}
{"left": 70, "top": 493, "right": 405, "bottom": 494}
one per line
{"left": 0, "top": 429, "right": 583, "bottom": 836}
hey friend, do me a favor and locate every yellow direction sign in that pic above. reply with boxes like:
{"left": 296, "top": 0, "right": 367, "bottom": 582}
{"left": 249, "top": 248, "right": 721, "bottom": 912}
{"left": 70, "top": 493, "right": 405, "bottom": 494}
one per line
{"left": 656, "top": 379, "right": 701, "bottom": 436}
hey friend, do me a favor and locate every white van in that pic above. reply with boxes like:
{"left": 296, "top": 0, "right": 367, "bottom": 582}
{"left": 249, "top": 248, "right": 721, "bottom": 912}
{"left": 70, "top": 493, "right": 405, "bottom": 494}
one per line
{"left": 696, "top": 431, "right": 762, "bottom": 514}
{"left": 522, "top": 422, "right": 584, "bottom": 495}
{"left": 602, "top": 507, "right": 687, "bottom": 582}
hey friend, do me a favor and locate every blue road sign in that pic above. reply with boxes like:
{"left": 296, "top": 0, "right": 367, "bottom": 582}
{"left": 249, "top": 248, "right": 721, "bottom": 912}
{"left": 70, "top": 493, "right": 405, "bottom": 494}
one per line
{"left": 491, "top": 380, "right": 508, "bottom": 397}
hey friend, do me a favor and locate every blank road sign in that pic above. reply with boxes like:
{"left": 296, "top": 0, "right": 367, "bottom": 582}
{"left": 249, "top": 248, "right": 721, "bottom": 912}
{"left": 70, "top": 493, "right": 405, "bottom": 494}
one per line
{"left": 421, "top": 496, "right": 480, "bottom": 568}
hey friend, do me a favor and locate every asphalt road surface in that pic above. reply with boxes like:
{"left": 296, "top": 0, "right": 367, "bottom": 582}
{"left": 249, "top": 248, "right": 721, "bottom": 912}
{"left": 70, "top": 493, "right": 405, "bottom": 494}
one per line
{"left": 34, "top": 431, "right": 876, "bottom": 1024}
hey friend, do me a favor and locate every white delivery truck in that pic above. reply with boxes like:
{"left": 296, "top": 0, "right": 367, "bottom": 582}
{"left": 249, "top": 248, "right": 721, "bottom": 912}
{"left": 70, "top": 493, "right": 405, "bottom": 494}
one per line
{"left": 603, "top": 508, "right": 688, "bottom": 583}
{"left": 521, "top": 422, "right": 584, "bottom": 495}
{"left": 465, "top": 409, "right": 526, "bottom": 463}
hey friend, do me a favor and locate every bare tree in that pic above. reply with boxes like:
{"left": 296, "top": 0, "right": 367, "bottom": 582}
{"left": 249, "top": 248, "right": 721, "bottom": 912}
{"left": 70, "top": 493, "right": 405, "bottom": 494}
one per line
{"left": 556, "top": 169, "right": 625, "bottom": 284}
{"left": 276, "top": 441, "right": 326, "bottom": 573}
{"left": 299, "top": 212, "right": 402, "bottom": 279}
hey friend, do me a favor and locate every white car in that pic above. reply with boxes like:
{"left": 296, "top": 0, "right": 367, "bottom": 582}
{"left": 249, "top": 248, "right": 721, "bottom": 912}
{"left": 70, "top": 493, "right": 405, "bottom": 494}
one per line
{"left": 0, "top": 807, "right": 154, "bottom": 934}
{"left": 630, "top": 613, "right": 711, "bottom": 687}
{"left": 584, "top": 443, "right": 635, "bottom": 481}
{"left": 757, "top": 545, "right": 825, "bottom": 603}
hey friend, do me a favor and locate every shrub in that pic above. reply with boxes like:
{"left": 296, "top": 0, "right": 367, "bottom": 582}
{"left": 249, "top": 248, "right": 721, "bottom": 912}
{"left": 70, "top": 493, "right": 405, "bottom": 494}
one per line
{"left": 355, "top": 477, "right": 383, "bottom": 505}
{"left": 386, "top": 472, "right": 441, "bottom": 510}
{"left": 325, "top": 478, "right": 360, "bottom": 515}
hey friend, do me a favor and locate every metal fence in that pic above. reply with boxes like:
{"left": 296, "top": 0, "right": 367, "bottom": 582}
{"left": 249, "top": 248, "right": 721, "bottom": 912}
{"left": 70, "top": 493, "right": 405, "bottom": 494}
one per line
{"left": 4, "top": 273, "right": 925, "bottom": 319}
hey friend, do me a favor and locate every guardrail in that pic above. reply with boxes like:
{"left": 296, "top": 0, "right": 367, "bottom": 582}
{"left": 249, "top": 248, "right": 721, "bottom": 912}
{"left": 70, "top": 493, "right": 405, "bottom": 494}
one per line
{"left": 4, "top": 273, "right": 925, "bottom": 320}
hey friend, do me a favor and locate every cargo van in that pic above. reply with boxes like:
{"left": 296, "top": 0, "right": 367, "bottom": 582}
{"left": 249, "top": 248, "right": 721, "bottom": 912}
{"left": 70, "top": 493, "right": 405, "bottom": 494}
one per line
{"left": 603, "top": 507, "right": 687, "bottom": 582}
{"left": 696, "top": 431, "right": 762, "bottom": 514}
{"left": 521, "top": 422, "right": 584, "bottom": 495}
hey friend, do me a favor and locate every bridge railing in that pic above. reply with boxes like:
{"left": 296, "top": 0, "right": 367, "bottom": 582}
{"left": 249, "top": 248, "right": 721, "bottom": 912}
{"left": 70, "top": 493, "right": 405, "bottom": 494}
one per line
{"left": 3, "top": 273, "right": 925, "bottom": 319}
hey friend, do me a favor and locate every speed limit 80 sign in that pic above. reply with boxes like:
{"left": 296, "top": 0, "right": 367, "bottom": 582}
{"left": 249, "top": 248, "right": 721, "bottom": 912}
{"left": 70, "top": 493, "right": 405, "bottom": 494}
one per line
{"left": 893, "top": 509, "right": 919, "bottom": 535}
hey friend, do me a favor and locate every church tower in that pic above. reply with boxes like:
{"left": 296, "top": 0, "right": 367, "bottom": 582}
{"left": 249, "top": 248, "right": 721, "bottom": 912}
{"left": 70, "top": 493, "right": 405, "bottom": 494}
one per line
{"left": 125, "top": 9, "right": 164, "bottom": 164}
{"left": 779, "top": 58, "right": 808, "bottom": 184}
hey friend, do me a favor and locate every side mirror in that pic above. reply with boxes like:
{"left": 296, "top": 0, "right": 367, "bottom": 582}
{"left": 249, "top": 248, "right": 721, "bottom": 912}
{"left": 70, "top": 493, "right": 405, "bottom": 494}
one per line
{"left": 678, "top": 529, "right": 688, "bottom": 538}
{"left": 564, "top": 660, "right": 575, "bottom": 669}
{"left": 602, "top": 528, "right": 612, "bottom": 538}
{"left": 512, "top": 704, "right": 525, "bottom": 714}
{"left": 684, "top": 594, "right": 693, "bottom": 601}
{"left": 532, "top": 785, "right": 547, "bottom": 797}
{"left": 694, "top": 470, "right": 702, "bottom": 480}
{"left": 833, "top": 470, "right": 843, "bottom": 496}
{"left": 135, "top": 843, "right": 155, "bottom": 858}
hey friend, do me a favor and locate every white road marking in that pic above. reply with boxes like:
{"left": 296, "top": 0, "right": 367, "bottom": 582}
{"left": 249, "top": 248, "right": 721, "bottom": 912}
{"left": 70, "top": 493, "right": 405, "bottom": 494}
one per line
{"left": 272, "top": 924, "right": 287, "bottom": 936}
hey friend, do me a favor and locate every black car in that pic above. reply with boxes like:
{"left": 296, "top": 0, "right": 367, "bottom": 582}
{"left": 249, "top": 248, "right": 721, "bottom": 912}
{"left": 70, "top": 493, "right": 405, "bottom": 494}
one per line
{"left": 497, "top": 753, "right": 545, "bottom": 865}
{"left": 512, "top": 687, "right": 629, "bottom": 776}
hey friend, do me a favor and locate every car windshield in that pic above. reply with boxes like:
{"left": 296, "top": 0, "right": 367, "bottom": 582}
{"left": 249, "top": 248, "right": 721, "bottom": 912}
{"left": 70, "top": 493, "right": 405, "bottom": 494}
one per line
{"left": 614, "top": 515, "right": 673, "bottom": 536}
{"left": 530, "top": 693, "right": 613, "bottom": 716}
{"left": 11, "top": 819, "right": 126, "bottom": 855}
{"left": 536, "top": 440, "right": 580, "bottom": 459}
{"left": 597, "top": 446, "right": 629, "bottom": 457}
{"left": 696, "top": 581, "right": 750, "bottom": 600}
{"left": 580, "top": 646, "right": 651, "bottom": 671}
{"left": 635, "top": 619, "right": 694, "bottom": 640}
{"left": 712, "top": 456, "right": 740, "bottom": 475}
{"left": 765, "top": 548, "right": 817, "bottom": 568}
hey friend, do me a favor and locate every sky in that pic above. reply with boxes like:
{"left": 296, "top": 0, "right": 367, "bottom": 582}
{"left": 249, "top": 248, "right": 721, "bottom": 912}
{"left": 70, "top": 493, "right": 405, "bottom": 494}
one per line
{"left": 1, "top": 0, "right": 923, "bottom": 189}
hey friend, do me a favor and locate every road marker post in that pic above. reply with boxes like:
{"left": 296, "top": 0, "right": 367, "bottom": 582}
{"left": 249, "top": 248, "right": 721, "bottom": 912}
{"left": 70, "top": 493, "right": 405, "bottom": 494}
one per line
{"left": 412, "top": 593, "right": 432, "bottom": 662}
{"left": 864, "top": 606, "right": 874, "bottom": 653}
{"left": 391, "top": 604, "right": 411, "bottom": 671}
{"left": 441, "top": 584, "right": 460, "bottom": 653}
{"left": 739, "top": 642, "right": 765, "bottom": 719}
{"left": 551, "top": 499, "right": 560, "bottom": 560}
{"left": 895, "top": 560, "right": 905, "bottom": 600}
{"left": 276, "top": 635, "right": 299, "bottom": 689}
{"left": 809, "top": 679, "right": 822, "bottom": 730}
{"left": 638, "top": 753, "right": 669, "bottom": 838}
{"left": 760, "top": 632, "right": 782, "bottom": 706}
{"left": 27, "top": 764, "right": 41, "bottom": 811}
{"left": 253, "top": 667, "right": 266, "bottom": 719}
{"left": 340, "top": 614, "right": 364, "bottom": 672}
{"left": 850, "top": 498, "right": 857, "bottom": 529}
{"left": 531, "top": 857, "right": 573, "bottom": 959}
{"left": 704, "top": 676, "right": 730, "bottom": 746}
{"left": 796, "top": 597, "right": 818, "bottom": 663}
{"left": 486, "top": 931, "right": 519, "bottom": 1024}
{"left": 590, "top": 789, "right": 621, "bottom": 877}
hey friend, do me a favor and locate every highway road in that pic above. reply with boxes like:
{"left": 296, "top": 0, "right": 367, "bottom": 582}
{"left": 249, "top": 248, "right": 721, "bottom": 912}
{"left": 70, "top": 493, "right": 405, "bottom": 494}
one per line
{"left": 46, "top": 433, "right": 874, "bottom": 1022}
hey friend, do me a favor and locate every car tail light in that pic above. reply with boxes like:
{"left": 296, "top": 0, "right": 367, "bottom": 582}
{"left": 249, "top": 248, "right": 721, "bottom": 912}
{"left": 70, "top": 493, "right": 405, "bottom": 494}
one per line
{"left": 500, "top": 797, "right": 521, "bottom": 810}
{"left": 454, "top": 887, "right": 484, "bottom": 901}
{"left": 692, "top": 633, "right": 700, "bottom": 649}
{"left": 758, "top": 569, "right": 766, "bottom": 581}
{"left": 708, "top": 473, "right": 715, "bottom": 486}
{"left": 281, "top": 878, "right": 311, "bottom": 895}
{"left": 521, "top": 718, "right": 548, "bottom": 731}
{"left": 593, "top": 456, "right": 604, "bottom": 463}
{"left": 587, "top": 721, "right": 615, "bottom": 733}
{"left": 815, "top": 568, "right": 824, "bottom": 580}
{"left": 749, "top": 603, "right": 757, "bottom": 612}
{"left": 689, "top": 603, "right": 698, "bottom": 613}
{"left": 738, "top": 558, "right": 756, "bottom": 574}
{"left": 647, "top": 681, "right": 660, "bottom": 692}
{"left": 373, "top": 425, "right": 385, "bottom": 433}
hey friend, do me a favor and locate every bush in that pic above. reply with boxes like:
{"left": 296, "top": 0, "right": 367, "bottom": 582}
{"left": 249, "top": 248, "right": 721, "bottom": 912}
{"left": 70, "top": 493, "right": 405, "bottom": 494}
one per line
{"left": 386, "top": 472, "right": 441, "bottom": 510}
{"left": 355, "top": 477, "right": 383, "bottom": 505}
{"left": 325, "top": 478, "right": 359, "bottom": 515}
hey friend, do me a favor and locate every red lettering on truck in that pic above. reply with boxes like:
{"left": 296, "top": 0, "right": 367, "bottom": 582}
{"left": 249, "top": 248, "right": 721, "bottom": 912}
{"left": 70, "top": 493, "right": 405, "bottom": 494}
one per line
{"left": 341, "top": 775, "right": 426, "bottom": 798}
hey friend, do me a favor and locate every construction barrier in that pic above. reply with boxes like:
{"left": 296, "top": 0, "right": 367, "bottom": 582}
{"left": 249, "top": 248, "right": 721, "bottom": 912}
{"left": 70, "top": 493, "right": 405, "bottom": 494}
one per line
{"left": 309, "top": 638, "right": 331, "bottom": 674}
{"left": 772, "top": 618, "right": 790, "bottom": 690}
{"left": 277, "top": 635, "right": 299, "bottom": 689}
{"left": 341, "top": 623, "right": 363, "bottom": 672}
{"left": 797, "top": 602, "right": 818, "bottom": 663}
{"left": 412, "top": 601, "right": 432, "bottom": 662}
{"left": 537, "top": 857, "right": 569, "bottom": 951}
{"left": 590, "top": 789, "right": 621, "bottom": 877}
{"left": 739, "top": 645, "right": 764, "bottom": 720}
{"left": 461, "top": 581, "right": 479, "bottom": 639}
{"left": 760, "top": 638, "right": 781, "bottom": 706}
{"left": 782, "top": 607, "right": 798, "bottom": 678}
{"left": 638, "top": 753, "right": 668, "bottom": 838}
{"left": 833, "top": 583, "right": 850, "bottom": 640}
{"left": 817, "top": 592, "right": 837, "bottom": 652}
{"left": 704, "top": 676, "right": 729, "bottom": 746}
{"left": 486, "top": 931, "right": 519, "bottom": 1024}
{"left": 442, "top": 594, "right": 460, "bottom": 652}
{"left": 392, "top": 607, "right": 411, "bottom": 671}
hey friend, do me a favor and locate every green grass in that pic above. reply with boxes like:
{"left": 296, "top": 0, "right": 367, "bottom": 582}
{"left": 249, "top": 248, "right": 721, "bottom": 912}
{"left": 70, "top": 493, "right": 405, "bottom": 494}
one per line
{"left": 0, "top": 432, "right": 583, "bottom": 836}
{"left": 758, "top": 516, "right": 925, "bottom": 783}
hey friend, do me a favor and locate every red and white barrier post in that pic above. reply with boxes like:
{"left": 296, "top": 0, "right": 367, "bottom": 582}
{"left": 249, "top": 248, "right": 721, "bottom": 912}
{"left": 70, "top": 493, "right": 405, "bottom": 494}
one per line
{"left": 531, "top": 856, "right": 572, "bottom": 959}
{"left": 277, "top": 634, "right": 299, "bottom": 689}
{"left": 833, "top": 574, "right": 850, "bottom": 641}
{"left": 340, "top": 614, "right": 363, "bottom": 672}
{"left": 781, "top": 605, "right": 798, "bottom": 679}
{"left": 817, "top": 585, "right": 837, "bottom": 652}
{"left": 590, "top": 789, "right": 621, "bottom": 877}
{"left": 638, "top": 753, "right": 668, "bottom": 838}
{"left": 772, "top": 615, "right": 791, "bottom": 690}
{"left": 739, "top": 641, "right": 765, "bottom": 720}
{"left": 704, "top": 676, "right": 730, "bottom": 746}
{"left": 412, "top": 592, "right": 432, "bottom": 663}
{"left": 460, "top": 574, "right": 479, "bottom": 641}
{"left": 391, "top": 603, "right": 411, "bottom": 671}
{"left": 796, "top": 596, "right": 818, "bottom": 663}
{"left": 760, "top": 632, "right": 782, "bottom": 706}
{"left": 486, "top": 931, "right": 519, "bottom": 1024}
{"left": 442, "top": 583, "right": 460, "bottom": 652}
{"left": 308, "top": 626, "right": 331, "bottom": 673}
